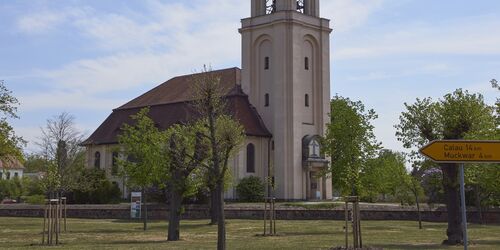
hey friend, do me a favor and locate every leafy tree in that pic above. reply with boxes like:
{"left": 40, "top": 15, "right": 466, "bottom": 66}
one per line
{"left": 37, "top": 112, "right": 86, "bottom": 199}
{"left": 165, "top": 123, "right": 208, "bottom": 241}
{"left": 117, "top": 107, "right": 166, "bottom": 231}
{"left": 360, "top": 150, "right": 409, "bottom": 203}
{"left": 395, "top": 89, "right": 496, "bottom": 244}
{"left": 323, "top": 95, "right": 380, "bottom": 196}
{"left": 23, "top": 154, "right": 49, "bottom": 173}
{"left": 191, "top": 66, "right": 245, "bottom": 250}
{"left": 0, "top": 80, "right": 25, "bottom": 165}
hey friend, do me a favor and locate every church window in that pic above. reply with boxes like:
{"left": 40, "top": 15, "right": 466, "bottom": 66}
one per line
{"left": 265, "top": 93, "right": 269, "bottom": 107}
{"left": 264, "top": 57, "right": 270, "bottom": 70}
{"left": 305, "top": 94, "right": 309, "bottom": 107}
{"left": 94, "top": 151, "right": 101, "bottom": 169}
{"left": 112, "top": 152, "right": 119, "bottom": 175}
{"left": 246, "top": 143, "right": 255, "bottom": 173}
{"left": 305, "top": 57, "right": 309, "bottom": 70}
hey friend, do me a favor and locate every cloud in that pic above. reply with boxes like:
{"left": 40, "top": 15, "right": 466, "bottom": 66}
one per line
{"left": 19, "top": 0, "right": 246, "bottom": 112}
{"left": 16, "top": 7, "right": 89, "bottom": 34}
{"left": 335, "top": 16, "right": 500, "bottom": 60}
{"left": 322, "top": 0, "right": 385, "bottom": 32}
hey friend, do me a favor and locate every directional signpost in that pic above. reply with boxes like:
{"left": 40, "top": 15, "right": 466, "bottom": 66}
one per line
{"left": 420, "top": 140, "right": 500, "bottom": 250}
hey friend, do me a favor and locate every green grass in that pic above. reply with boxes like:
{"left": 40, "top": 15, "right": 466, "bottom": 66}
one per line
{"left": 0, "top": 217, "right": 499, "bottom": 249}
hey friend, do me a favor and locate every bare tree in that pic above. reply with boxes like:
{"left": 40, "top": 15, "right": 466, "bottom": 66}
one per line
{"left": 37, "top": 112, "right": 85, "bottom": 198}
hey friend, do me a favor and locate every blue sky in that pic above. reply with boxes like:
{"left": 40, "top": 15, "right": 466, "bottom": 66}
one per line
{"left": 1, "top": 0, "right": 499, "bottom": 154}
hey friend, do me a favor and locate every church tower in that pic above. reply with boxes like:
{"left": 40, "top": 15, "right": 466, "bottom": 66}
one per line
{"left": 240, "top": 0, "right": 332, "bottom": 200}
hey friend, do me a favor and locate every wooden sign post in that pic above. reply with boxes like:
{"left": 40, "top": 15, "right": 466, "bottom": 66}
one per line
{"left": 420, "top": 140, "right": 500, "bottom": 250}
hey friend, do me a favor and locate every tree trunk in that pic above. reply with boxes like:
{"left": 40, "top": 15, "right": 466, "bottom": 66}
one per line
{"left": 210, "top": 187, "right": 218, "bottom": 225}
{"left": 415, "top": 191, "right": 422, "bottom": 229}
{"left": 474, "top": 185, "right": 483, "bottom": 224}
{"left": 441, "top": 164, "right": 462, "bottom": 245}
{"left": 216, "top": 180, "right": 226, "bottom": 250}
{"left": 168, "top": 184, "right": 182, "bottom": 241}
{"left": 143, "top": 188, "right": 148, "bottom": 231}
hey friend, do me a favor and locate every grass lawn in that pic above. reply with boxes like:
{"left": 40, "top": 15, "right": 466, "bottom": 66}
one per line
{"left": 0, "top": 217, "right": 499, "bottom": 249}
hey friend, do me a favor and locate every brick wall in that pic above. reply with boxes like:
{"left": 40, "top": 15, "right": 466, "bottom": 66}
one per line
{"left": 0, "top": 204, "right": 499, "bottom": 223}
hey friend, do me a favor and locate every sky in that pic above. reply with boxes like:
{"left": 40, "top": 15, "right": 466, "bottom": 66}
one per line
{"left": 0, "top": 0, "right": 499, "bottom": 154}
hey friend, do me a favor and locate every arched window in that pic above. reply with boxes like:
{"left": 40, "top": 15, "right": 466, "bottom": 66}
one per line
{"left": 94, "top": 151, "right": 101, "bottom": 169}
{"left": 305, "top": 94, "right": 309, "bottom": 107}
{"left": 305, "top": 57, "right": 309, "bottom": 70}
{"left": 264, "top": 56, "right": 270, "bottom": 70}
{"left": 246, "top": 143, "right": 255, "bottom": 173}
{"left": 112, "top": 152, "right": 119, "bottom": 175}
{"left": 265, "top": 93, "right": 269, "bottom": 107}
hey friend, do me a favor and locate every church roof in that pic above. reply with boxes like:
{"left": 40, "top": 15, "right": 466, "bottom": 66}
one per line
{"left": 82, "top": 67, "right": 271, "bottom": 146}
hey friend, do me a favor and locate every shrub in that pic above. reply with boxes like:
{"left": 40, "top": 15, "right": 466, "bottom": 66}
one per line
{"left": 71, "top": 169, "right": 122, "bottom": 204}
{"left": 236, "top": 176, "right": 265, "bottom": 202}
{"left": 23, "top": 195, "right": 46, "bottom": 204}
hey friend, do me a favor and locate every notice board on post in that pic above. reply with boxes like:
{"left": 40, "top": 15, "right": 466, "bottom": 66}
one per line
{"left": 130, "top": 192, "right": 142, "bottom": 219}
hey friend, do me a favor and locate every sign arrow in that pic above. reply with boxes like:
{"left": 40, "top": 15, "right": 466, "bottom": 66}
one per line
{"left": 419, "top": 140, "right": 500, "bottom": 163}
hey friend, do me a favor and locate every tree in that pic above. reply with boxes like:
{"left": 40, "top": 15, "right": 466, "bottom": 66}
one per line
{"left": 165, "top": 123, "right": 208, "bottom": 241}
{"left": 117, "top": 107, "right": 165, "bottom": 231}
{"left": 323, "top": 95, "right": 380, "bottom": 196}
{"left": 0, "top": 80, "right": 25, "bottom": 165}
{"left": 360, "top": 150, "right": 409, "bottom": 202}
{"left": 23, "top": 154, "right": 50, "bottom": 173}
{"left": 395, "top": 88, "right": 496, "bottom": 244}
{"left": 191, "top": 66, "right": 245, "bottom": 250}
{"left": 37, "top": 112, "right": 85, "bottom": 199}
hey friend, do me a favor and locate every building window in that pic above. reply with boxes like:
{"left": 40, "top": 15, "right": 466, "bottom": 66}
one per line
{"left": 305, "top": 57, "right": 309, "bottom": 70}
{"left": 265, "top": 93, "right": 269, "bottom": 107}
{"left": 297, "top": 0, "right": 305, "bottom": 13}
{"left": 112, "top": 152, "right": 119, "bottom": 175}
{"left": 0, "top": 172, "right": 3, "bottom": 179}
{"left": 246, "top": 143, "right": 255, "bottom": 173}
{"left": 264, "top": 57, "right": 270, "bottom": 70}
{"left": 94, "top": 151, "right": 101, "bottom": 169}
{"left": 305, "top": 94, "right": 309, "bottom": 107}
{"left": 266, "top": 0, "right": 276, "bottom": 14}
{"left": 14, "top": 172, "right": 18, "bottom": 178}
{"left": 6, "top": 172, "right": 10, "bottom": 180}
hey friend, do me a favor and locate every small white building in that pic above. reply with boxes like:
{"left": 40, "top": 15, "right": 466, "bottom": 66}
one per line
{"left": 0, "top": 158, "right": 24, "bottom": 180}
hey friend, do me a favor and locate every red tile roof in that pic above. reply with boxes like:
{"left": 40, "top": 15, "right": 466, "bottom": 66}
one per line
{"left": 0, "top": 157, "right": 24, "bottom": 170}
{"left": 82, "top": 67, "right": 271, "bottom": 146}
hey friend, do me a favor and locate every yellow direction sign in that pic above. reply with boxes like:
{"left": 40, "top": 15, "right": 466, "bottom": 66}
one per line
{"left": 419, "top": 140, "right": 500, "bottom": 163}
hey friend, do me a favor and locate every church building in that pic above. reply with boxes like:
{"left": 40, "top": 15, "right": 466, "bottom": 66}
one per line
{"left": 82, "top": 0, "right": 332, "bottom": 201}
